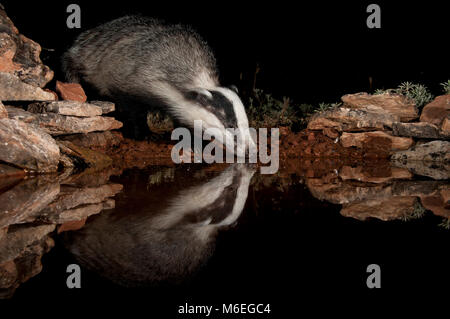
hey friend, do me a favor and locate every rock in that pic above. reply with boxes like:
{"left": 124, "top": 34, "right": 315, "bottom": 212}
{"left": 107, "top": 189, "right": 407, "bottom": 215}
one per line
{"left": 0, "top": 118, "right": 60, "bottom": 172}
{"left": 28, "top": 101, "right": 102, "bottom": 117}
{"left": 341, "top": 196, "right": 418, "bottom": 221}
{"left": 308, "top": 107, "right": 400, "bottom": 131}
{"left": 420, "top": 95, "right": 450, "bottom": 126}
{"left": 5, "top": 105, "right": 37, "bottom": 122}
{"left": 57, "top": 218, "right": 87, "bottom": 233}
{"left": 341, "top": 92, "right": 419, "bottom": 122}
{"left": 0, "top": 164, "right": 25, "bottom": 178}
{"left": 0, "top": 227, "right": 6, "bottom": 241}
{"left": 0, "top": 177, "right": 60, "bottom": 228}
{"left": 391, "top": 140, "right": 450, "bottom": 163}
{"left": 37, "top": 114, "right": 122, "bottom": 135}
{"left": 392, "top": 160, "right": 450, "bottom": 180}
{"left": 5, "top": 106, "right": 122, "bottom": 135}
{"left": 58, "top": 140, "right": 113, "bottom": 169}
{"left": 392, "top": 122, "right": 442, "bottom": 139}
{"left": 0, "top": 8, "right": 53, "bottom": 87}
{"left": 340, "top": 131, "right": 414, "bottom": 151}
{"left": 90, "top": 100, "right": 115, "bottom": 114}
{"left": 55, "top": 81, "right": 87, "bottom": 102}
{"left": 57, "top": 131, "right": 123, "bottom": 151}
{"left": 0, "top": 101, "right": 6, "bottom": 118}
{"left": 0, "top": 72, "right": 56, "bottom": 101}
{"left": 440, "top": 117, "right": 450, "bottom": 136}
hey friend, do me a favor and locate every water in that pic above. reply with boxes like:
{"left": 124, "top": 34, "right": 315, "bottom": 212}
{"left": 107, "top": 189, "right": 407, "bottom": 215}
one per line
{"left": 0, "top": 161, "right": 449, "bottom": 314}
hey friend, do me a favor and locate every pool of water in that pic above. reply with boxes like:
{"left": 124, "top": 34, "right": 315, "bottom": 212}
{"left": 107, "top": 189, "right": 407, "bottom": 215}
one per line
{"left": 0, "top": 160, "right": 449, "bottom": 314}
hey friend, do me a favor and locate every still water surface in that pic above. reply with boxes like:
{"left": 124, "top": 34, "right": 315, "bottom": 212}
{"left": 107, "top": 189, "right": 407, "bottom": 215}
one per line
{"left": 0, "top": 161, "right": 449, "bottom": 313}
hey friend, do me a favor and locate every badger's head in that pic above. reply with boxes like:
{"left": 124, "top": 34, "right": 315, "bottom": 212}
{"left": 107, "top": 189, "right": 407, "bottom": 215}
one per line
{"left": 182, "top": 86, "right": 257, "bottom": 156}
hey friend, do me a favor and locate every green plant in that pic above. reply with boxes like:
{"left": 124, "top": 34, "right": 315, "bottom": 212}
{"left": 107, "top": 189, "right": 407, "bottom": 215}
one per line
{"left": 314, "top": 102, "right": 342, "bottom": 113}
{"left": 401, "top": 201, "right": 426, "bottom": 222}
{"left": 440, "top": 80, "right": 450, "bottom": 94}
{"left": 246, "top": 88, "right": 299, "bottom": 128}
{"left": 438, "top": 218, "right": 450, "bottom": 230}
{"left": 395, "top": 82, "right": 433, "bottom": 108}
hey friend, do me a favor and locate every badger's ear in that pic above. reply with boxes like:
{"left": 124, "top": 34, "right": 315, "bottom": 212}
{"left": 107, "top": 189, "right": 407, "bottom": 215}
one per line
{"left": 228, "top": 85, "right": 239, "bottom": 94}
{"left": 186, "top": 88, "right": 213, "bottom": 106}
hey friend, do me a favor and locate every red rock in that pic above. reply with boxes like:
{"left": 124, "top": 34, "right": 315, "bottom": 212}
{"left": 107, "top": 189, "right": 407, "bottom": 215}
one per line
{"left": 440, "top": 117, "right": 450, "bottom": 136}
{"left": 0, "top": 101, "right": 6, "bottom": 118}
{"left": 55, "top": 81, "right": 87, "bottom": 102}
{"left": 341, "top": 92, "right": 419, "bottom": 122}
{"left": 57, "top": 218, "right": 87, "bottom": 233}
{"left": 420, "top": 95, "right": 450, "bottom": 126}
{"left": 0, "top": 8, "right": 53, "bottom": 87}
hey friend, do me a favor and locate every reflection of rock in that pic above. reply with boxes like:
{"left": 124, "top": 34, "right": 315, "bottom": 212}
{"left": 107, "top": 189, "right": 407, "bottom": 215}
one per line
{"left": 38, "top": 184, "right": 122, "bottom": 223}
{"left": 63, "top": 165, "right": 254, "bottom": 287}
{"left": 308, "top": 107, "right": 399, "bottom": 131}
{"left": 392, "top": 160, "right": 450, "bottom": 180}
{"left": 0, "top": 225, "right": 54, "bottom": 299}
{"left": 341, "top": 92, "right": 419, "bottom": 122}
{"left": 339, "top": 165, "right": 412, "bottom": 183}
{"left": 57, "top": 140, "right": 113, "bottom": 170}
{"left": 419, "top": 185, "right": 450, "bottom": 218}
{"left": 341, "top": 196, "right": 418, "bottom": 221}
{"left": 305, "top": 162, "right": 449, "bottom": 222}
{"left": 0, "top": 177, "right": 60, "bottom": 228}
{"left": 420, "top": 95, "right": 450, "bottom": 126}
{"left": 0, "top": 224, "right": 55, "bottom": 263}
{"left": 0, "top": 118, "right": 60, "bottom": 172}
{"left": 340, "top": 131, "right": 413, "bottom": 151}
{"left": 391, "top": 140, "right": 450, "bottom": 163}
{"left": 0, "top": 163, "right": 25, "bottom": 178}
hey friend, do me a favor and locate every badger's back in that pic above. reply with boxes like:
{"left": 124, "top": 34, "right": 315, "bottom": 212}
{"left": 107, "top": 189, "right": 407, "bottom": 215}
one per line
{"left": 62, "top": 16, "right": 219, "bottom": 98}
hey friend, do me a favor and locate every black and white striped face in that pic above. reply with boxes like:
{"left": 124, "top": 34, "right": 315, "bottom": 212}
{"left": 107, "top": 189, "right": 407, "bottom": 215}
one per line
{"left": 186, "top": 87, "right": 257, "bottom": 155}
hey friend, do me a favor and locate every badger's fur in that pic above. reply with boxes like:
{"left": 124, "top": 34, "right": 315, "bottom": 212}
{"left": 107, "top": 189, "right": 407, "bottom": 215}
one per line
{"left": 63, "top": 16, "right": 255, "bottom": 152}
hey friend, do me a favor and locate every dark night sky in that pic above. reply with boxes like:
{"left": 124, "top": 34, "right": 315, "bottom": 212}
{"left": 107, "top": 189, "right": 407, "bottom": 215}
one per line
{"left": 2, "top": 1, "right": 449, "bottom": 104}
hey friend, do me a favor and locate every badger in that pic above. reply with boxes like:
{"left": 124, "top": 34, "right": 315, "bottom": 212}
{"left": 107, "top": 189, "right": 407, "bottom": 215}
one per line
{"left": 62, "top": 16, "right": 255, "bottom": 154}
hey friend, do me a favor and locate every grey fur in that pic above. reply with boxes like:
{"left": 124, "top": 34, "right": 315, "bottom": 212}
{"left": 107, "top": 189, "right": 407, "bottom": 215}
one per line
{"left": 62, "top": 16, "right": 219, "bottom": 96}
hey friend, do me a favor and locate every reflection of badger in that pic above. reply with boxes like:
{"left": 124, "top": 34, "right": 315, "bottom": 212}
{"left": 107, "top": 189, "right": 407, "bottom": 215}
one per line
{"left": 63, "top": 165, "right": 255, "bottom": 287}
{"left": 63, "top": 16, "right": 255, "bottom": 151}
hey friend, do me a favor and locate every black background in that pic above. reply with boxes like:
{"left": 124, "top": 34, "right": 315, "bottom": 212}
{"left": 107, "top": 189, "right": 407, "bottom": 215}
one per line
{"left": 2, "top": 0, "right": 449, "bottom": 104}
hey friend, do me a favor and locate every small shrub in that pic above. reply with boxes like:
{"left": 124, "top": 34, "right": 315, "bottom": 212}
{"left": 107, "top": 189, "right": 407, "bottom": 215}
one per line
{"left": 246, "top": 88, "right": 300, "bottom": 129}
{"left": 401, "top": 201, "right": 426, "bottom": 222}
{"left": 395, "top": 82, "right": 433, "bottom": 108}
{"left": 440, "top": 80, "right": 450, "bottom": 94}
{"left": 438, "top": 218, "right": 450, "bottom": 230}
